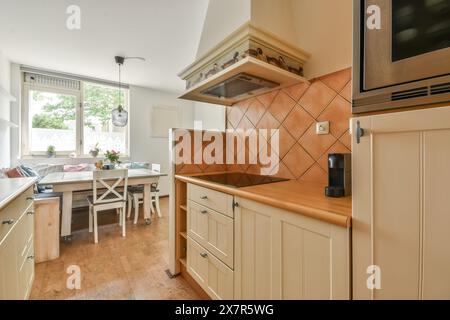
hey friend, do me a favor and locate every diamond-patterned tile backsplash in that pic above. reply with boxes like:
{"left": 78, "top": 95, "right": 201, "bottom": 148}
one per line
{"left": 226, "top": 67, "right": 352, "bottom": 184}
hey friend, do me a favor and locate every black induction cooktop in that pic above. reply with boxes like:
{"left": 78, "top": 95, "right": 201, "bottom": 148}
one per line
{"left": 194, "top": 173, "right": 288, "bottom": 188}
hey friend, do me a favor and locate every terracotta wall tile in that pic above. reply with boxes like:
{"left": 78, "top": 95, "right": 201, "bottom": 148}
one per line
{"left": 282, "top": 144, "right": 315, "bottom": 178}
{"left": 268, "top": 91, "right": 296, "bottom": 123}
{"left": 283, "top": 82, "right": 309, "bottom": 102}
{"left": 320, "top": 68, "right": 352, "bottom": 93}
{"left": 298, "top": 81, "right": 336, "bottom": 117}
{"left": 339, "top": 130, "right": 352, "bottom": 150}
{"left": 318, "top": 95, "right": 352, "bottom": 139}
{"left": 223, "top": 67, "right": 353, "bottom": 184}
{"left": 276, "top": 126, "right": 296, "bottom": 158}
{"left": 282, "top": 104, "right": 315, "bottom": 140}
{"left": 298, "top": 124, "right": 336, "bottom": 160}
{"left": 257, "top": 90, "right": 278, "bottom": 108}
{"left": 227, "top": 106, "right": 245, "bottom": 128}
{"left": 300, "top": 164, "right": 328, "bottom": 184}
{"left": 340, "top": 82, "right": 352, "bottom": 102}
{"left": 245, "top": 98, "right": 267, "bottom": 126}
{"left": 271, "top": 162, "right": 296, "bottom": 180}
{"left": 257, "top": 111, "right": 280, "bottom": 130}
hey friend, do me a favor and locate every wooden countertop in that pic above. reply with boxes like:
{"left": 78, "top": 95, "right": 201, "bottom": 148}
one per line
{"left": 175, "top": 174, "right": 352, "bottom": 228}
{"left": 0, "top": 177, "right": 37, "bottom": 210}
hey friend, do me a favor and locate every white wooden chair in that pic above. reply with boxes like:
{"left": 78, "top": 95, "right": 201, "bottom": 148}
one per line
{"left": 88, "top": 169, "right": 128, "bottom": 243}
{"left": 127, "top": 164, "right": 162, "bottom": 224}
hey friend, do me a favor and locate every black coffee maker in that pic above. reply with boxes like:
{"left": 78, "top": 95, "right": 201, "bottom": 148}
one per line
{"left": 325, "top": 153, "right": 351, "bottom": 198}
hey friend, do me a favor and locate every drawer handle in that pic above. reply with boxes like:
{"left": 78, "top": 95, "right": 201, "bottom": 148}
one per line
{"left": 200, "top": 253, "right": 208, "bottom": 258}
{"left": 27, "top": 255, "right": 35, "bottom": 260}
{"left": 200, "top": 210, "right": 208, "bottom": 214}
{"left": 200, "top": 196, "right": 208, "bottom": 200}
{"left": 26, "top": 196, "right": 34, "bottom": 201}
{"left": 27, "top": 211, "right": 35, "bottom": 215}
{"left": 2, "top": 219, "right": 14, "bottom": 225}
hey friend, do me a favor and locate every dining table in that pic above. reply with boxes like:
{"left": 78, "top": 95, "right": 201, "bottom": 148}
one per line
{"left": 38, "top": 168, "right": 167, "bottom": 240}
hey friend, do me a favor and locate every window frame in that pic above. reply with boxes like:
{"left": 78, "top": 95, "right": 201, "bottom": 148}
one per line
{"left": 21, "top": 77, "right": 130, "bottom": 158}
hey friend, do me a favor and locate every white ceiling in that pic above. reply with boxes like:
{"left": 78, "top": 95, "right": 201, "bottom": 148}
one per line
{"left": 0, "top": 0, "right": 209, "bottom": 93}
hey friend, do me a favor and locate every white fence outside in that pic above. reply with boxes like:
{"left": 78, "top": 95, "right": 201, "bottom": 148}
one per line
{"left": 31, "top": 128, "right": 126, "bottom": 154}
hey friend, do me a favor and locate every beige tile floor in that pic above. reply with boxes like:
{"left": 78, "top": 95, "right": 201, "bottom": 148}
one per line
{"left": 30, "top": 197, "right": 200, "bottom": 300}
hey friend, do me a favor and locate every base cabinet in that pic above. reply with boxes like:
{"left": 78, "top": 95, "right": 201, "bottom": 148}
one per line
{"left": 0, "top": 186, "right": 35, "bottom": 300}
{"left": 234, "top": 197, "right": 350, "bottom": 300}
{"left": 187, "top": 237, "right": 234, "bottom": 300}
{"left": 352, "top": 107, "right": 450, "bottom": 299}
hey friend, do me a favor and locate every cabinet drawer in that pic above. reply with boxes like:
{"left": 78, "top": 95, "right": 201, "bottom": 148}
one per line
{"left": 187, "top": 237, "right": 234, "bottom": 300}
{"left": 188, "top": 183, "right": 233, "bottom": 218}
{"left": 0, "top": 187, "right": 34, "bottom": 245}
{"left": 15, "top": 207, "right": 34, "bottom": 268}
{"left": 187, "top": 200, "right": 234, "bottom": 268}
{"left": 18, "top": 241, "right": 34, "bottom": 300}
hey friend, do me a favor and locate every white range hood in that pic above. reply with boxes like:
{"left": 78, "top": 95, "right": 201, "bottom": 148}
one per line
{"left": 178, "top": 23, "right": 311, "bottom": 106}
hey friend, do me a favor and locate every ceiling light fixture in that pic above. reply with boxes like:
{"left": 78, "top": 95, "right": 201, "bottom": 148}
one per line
{"left": 111, "top": 56, "right": 146, "bottom": 127}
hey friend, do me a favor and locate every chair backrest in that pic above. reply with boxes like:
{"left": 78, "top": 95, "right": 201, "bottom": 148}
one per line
{"left": 151, "top": 163, "right": 161, "bottom": 173}
{"left": 92, "top": 169, "right": 128, "bottom": 204}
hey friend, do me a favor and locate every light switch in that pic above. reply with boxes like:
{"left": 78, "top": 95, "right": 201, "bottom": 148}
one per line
{"left": 316, "top": 121, "right": 330, "bottom": 135}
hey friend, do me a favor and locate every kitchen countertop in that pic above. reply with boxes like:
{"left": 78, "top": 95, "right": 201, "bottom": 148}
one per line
{"left": 175, "top": 173, "right": 352, "bottom": 227}
{"left": 0, "top": 177, "right": 37, "bottom": 210}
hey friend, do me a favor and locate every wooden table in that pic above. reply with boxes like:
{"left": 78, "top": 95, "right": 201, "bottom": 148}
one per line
{"left": 38, "top": 169, "right": 167, "bottom": 239}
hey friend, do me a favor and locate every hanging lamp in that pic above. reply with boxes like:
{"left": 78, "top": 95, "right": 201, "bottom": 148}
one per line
{"left": 111, "top": 56, "right": 128, "bottom": 127}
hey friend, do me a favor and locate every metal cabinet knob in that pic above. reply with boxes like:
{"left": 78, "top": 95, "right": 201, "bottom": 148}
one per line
{"left": 200, "top": 253, "right": 208, "bottom": 258}
{"left": 2, "top": 219, "right": 14, "bottom": 225}
{"left": 26, "top": 197, "right": 34, "bottom": 201}
{"left": 27, "top": 255, "right": 35, "bottom": 260}
{"left": 27, "top": 211, "right": 35, "bottom": 215}
{"left": 200, "top": 196, "right": 208, "bottom": 200}
{"left": 200, "top": 210, "right": 208, "bottom": 214}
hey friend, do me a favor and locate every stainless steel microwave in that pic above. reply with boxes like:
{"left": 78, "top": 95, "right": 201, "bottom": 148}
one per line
{"left": 353, "top": 0, "right": 450, "bottom": 113}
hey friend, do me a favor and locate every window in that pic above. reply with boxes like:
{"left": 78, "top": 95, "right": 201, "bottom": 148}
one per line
{"left": 28, "top": 89, "right": 78, "bottom": 152}
{"left": 22, "top": 72, "right": 129, "bottom": 157}
{"left": 83, "top": 82, "right": 128, "bottom": 155}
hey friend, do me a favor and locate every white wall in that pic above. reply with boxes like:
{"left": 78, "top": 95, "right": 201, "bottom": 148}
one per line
{"left": 290, "top": 0, "right": 353, "bottom": 79}
{"left": 196, "top": 0, "right": 251, "bottom": 58}
{"left": 194, "top": 102, "right": 225, "bottom": 131}
{"left": 0, "top": 52, "right": 11, "bottom": 168}
{"left": 129, "top": 86, "right": 195, "bottom": 196}
{"left": 250, "top": 0, "right": 298, "bottom": 45}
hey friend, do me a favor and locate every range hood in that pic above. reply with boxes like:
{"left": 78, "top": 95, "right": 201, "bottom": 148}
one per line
{"left": 178, "top": 23, "right": 311, "bottom": 106}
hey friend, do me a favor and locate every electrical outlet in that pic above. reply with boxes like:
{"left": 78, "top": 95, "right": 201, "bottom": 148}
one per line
{"left": 316, "top": 121, "right": 330, "bottom": 135}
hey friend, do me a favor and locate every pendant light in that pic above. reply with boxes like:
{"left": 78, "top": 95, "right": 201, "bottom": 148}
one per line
{"left": 111, "top": 56, "right": 128, "bottom": 127}
{"left": 111, "top": 56, "right": 146, "bottom": 127}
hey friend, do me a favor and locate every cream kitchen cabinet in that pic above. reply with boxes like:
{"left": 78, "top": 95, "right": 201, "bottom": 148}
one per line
{"left": 187, "top": 200, "right": 234, "bottom": 268}
{"left": 0, "top": 183, "right": 35, "bottom": 300}
{"left": 186, "top": 183, "right": 235, "bottom": 300}
{"left": 187, "top": 237, "right": 234, "bottom": 300}
{"left": 234, "top": 197, "right": 351, "bottom": 300}
{"left": 352, "top": 106, "right": 450, "bottom": 300}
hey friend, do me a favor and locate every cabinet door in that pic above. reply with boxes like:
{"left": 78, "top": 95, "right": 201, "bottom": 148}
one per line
{"left": 187, "top": 237, "right": 233, "bottom": 300}
{"left": 352, "top": 107, "right": 450, "bottom": 300}
{"left": 234, "top": 197, "right": 350, "bottom": 300}
{"left": 0, "top": 231, "right": 19, "bottom": 300}
{"left": 423, "top": 129, "right": 450, "bottom": 299}
{"left": 187, "top": 200, "right": 234, "bottom": 268}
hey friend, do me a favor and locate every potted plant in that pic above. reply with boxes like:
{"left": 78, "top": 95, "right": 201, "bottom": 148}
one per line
{"left": 104, "top": 150, "right": 120, "bottom": 169}
{"left": 46, "top": 145, "right": 56, "bottom": 158}
{"left": 89, "top": 143, "right": 100, "bottom": 158}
